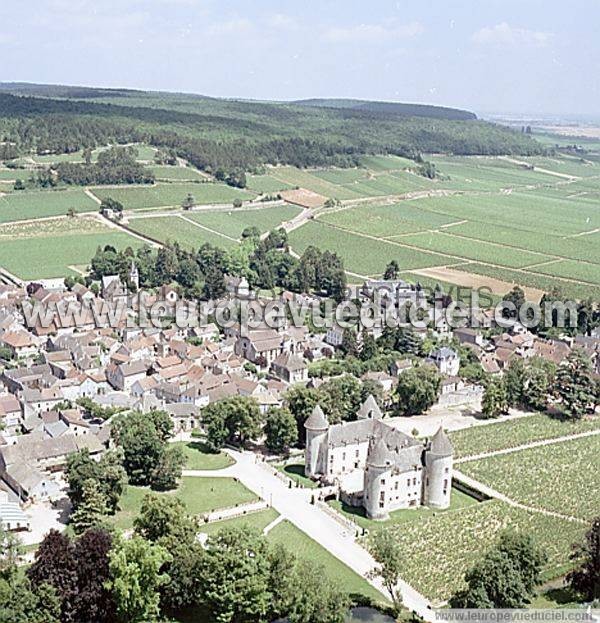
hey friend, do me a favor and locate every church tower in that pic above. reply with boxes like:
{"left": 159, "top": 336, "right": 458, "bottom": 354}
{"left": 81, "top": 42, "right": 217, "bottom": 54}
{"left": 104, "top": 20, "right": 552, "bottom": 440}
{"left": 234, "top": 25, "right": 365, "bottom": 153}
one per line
{"left": 129, "top": 260, "right": 139, "bottom": 290}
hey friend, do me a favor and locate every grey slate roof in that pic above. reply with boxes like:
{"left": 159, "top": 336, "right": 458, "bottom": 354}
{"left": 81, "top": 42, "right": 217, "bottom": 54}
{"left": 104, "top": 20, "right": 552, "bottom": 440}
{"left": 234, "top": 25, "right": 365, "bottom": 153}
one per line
{"left": 429, "top": 427, "right": 453, "bottom": 457}
{"left": 357, "top": 395, "right": 383, "bottom": 420}
{"left": 304, "top": 405, "right": 328, "bottom": 431}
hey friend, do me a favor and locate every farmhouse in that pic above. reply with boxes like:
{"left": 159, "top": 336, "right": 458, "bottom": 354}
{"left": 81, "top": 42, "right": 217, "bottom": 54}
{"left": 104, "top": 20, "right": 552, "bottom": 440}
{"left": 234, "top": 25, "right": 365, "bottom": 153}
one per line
{"left": 305, "top": 399, "right": 453, "bottom": 520}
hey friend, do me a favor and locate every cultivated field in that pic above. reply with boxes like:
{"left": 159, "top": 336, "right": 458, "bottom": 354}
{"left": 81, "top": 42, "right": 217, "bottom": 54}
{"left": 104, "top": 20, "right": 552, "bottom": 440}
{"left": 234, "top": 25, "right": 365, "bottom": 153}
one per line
{"left": 126, "top": 215, "right": 236, "bottom": 249}
{"left": 284, "top": 153, "right": 600, "bottom": 299}
{"left": 449, "top": 414, "right": 600, "bottom": 459}
{"left": 91, "top": 182, "right": 255, "bottom": 209}
{"left": 458, "top": 434, "right": 600, "bottom": 521}
{"left": 0, "top": 216, "right": 142, "bottom": 279}
{"left": 0, "top": 189, "right": 99, "bottom": 223}
{"left": 380, "top": 499, "right": 584, "bottom": 602}
{"left": 186, "top": 204, "right": 301, "bottom": 239}
{"left": 149, "top": 165, "right": 209, "bottom": 181}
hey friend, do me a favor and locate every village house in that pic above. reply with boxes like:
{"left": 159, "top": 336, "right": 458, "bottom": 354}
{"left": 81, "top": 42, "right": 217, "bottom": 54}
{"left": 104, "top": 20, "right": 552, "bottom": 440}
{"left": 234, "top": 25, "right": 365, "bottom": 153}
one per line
{"left": 106, "top": 360, "right": 149, "bottom": 391}
{"left": 427, "top": 347, "right": 460, "bottom": 376}
{"left": 270, "top": 352, "right": 309, "bottom": 384}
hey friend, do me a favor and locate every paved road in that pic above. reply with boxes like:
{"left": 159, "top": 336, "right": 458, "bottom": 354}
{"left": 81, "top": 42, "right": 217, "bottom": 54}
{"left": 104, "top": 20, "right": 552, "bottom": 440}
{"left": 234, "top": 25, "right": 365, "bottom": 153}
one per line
{"left": 187, "top": 449, "right": 436, "bottom": 621}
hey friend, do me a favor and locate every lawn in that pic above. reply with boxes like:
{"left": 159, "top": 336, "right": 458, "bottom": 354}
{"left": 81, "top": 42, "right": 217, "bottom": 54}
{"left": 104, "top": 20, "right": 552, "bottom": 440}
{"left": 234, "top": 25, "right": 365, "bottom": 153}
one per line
{"left": 127, "top": 215, "right": 236, "bottom": 249}
{"left": 0, "top": 216, "right": 143, "bottom": 279}
{"left": 275, "top": 462, "right": 319, "bottom": 489}
{"left": 186, "top": 204, "right": 301, "bottom": 239}
{"left": 458, "top": 434, "right": 600, "bottom": 521}
{"left": 200, "top": 507, "right": 279, "bottom": 535}
{"left": 171, "top": 440, "right": 234, "bottom": 470}
{"left": 449, "top": 414, "right": 600, "bottom": 459}
{"left": 0, "top": 189, "right": 99, "bottom": 222}
{"left": 112, "top": 476, "right": 258, "bottom": 530}
{"left": 91, "top": 182, "right": 255, "bottom": 209}
{"left": 377, "top": 500, "right": 584, "bottom": 603}
{"left": 266, "top": 520, "right": 384, "bottom": 602}
{"left": 329, "top": 488, "right": 479, "bottom": 531}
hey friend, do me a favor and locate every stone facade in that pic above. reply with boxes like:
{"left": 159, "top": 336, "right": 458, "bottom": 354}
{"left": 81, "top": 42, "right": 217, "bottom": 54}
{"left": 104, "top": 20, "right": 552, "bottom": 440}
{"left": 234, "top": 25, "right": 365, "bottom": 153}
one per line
{"left": 304, "top": 398, "right": 453, "bottom": 520}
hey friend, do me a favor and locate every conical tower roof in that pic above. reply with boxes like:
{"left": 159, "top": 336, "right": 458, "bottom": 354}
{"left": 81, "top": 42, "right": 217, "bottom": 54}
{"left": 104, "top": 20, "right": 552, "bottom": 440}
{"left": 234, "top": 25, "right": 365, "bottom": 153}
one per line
{"left": 357, "top": 394, "right": 383, "bottom": 420}
{"left": 367, "top": 436, "right": 391, "bottom": 468}
{"left": 429, "top": 426, "right": 453, "bottom": 457}
{"left": 304, "top": 404, "right": 328, "bottom": 431}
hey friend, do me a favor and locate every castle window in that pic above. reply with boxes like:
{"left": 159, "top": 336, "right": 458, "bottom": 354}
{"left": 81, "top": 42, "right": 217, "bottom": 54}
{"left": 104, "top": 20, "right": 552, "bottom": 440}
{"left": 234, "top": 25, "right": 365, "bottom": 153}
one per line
{"left": 407, "top": 478, "right": 410, "bottom": 486}
{"left": 413, "top": 478, "right": 417, "bottom": 486}
{"left": 394, "top": 482, "right": 398, "bottom": 490}
{"left": 342, "top": 452, "right": 346, "bottom": 461}
{"left": 445, "top": 467, "right": 449, "bottom": 474}
{"left": 379, "top": 491, "right": 385, "bottom": 501}
{"left": 379, "top": 501, "right": 384, "bottom": 508}
{"left": 381, "top": 479, "right": 385, "bottom": 485}
{"left": 355, "top": 449, "right": 359, "bottom": 458}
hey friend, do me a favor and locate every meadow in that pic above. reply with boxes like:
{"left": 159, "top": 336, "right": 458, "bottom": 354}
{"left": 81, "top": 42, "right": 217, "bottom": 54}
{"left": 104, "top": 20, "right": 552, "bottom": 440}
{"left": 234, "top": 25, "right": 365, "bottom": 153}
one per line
{"left": 0, "top": 188, "right": 99, "bottom": 222}
{"left": 91, "top": 182, "right": 255, "bottom": 209}
{"left": 0, "top": 216, "right": 142, "bottom": 279}
{"left": 458, "top": 434, "right": 600, "bottom": 521}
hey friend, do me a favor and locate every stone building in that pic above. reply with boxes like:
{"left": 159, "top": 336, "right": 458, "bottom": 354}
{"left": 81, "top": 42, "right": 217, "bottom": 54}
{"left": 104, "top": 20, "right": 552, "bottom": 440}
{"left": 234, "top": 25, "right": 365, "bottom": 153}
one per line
{"left": 304, "top": 398, "right": 453, "bottom": 519}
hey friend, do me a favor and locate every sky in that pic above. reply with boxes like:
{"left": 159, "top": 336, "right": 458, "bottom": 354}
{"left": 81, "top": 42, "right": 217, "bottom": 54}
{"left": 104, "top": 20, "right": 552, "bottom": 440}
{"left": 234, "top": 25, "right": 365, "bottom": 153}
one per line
{"left": 1, "top": 0, "right": 598, "bottom": 117}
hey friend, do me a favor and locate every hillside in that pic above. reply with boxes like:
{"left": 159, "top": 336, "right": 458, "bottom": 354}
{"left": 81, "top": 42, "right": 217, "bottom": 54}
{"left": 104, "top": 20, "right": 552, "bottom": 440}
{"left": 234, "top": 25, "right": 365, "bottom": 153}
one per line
{"left": 292, "top": 98, "right": 477, "bottom": 121}
{"left": 0, "top": 83, "right": 543, "bottom": 176}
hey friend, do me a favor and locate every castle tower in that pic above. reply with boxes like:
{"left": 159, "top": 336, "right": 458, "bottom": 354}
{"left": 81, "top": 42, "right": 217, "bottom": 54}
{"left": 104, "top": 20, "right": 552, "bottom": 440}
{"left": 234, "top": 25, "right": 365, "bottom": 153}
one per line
{"left": 357, "top": 394, "right": 383, "bottom": 420}
{"left": 364, "top": 436, "right": 392, "bottom": 520}
{"left": 304, "top": 405, "right": 328, "bottom": 479}
{"left": 129, "top": 260, "right": 139, "bottom": 290}
{"left": 423, "top": 427, "right": 453, "bottom": 509}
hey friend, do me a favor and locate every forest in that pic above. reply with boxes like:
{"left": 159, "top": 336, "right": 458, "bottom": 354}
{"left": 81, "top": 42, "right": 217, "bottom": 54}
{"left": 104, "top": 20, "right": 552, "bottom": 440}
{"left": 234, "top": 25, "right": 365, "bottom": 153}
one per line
{"left": 0, "top": 84, "right": 545, "bottom": 181}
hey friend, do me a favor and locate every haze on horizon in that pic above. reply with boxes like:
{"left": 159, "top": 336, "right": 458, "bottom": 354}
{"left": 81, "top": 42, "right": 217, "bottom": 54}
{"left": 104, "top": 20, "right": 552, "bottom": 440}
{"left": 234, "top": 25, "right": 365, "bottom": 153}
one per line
{"left": 1, "top": 0, "right": 598, "bottom": 118}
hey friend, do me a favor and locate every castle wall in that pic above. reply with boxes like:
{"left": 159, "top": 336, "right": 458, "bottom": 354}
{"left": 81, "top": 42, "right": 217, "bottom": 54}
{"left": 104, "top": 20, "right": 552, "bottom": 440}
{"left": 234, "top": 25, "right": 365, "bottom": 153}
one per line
{"left": 326, "top": 441, "right": 370, "bottom": 480}
{"left": 365, "top": 465, "right": 425, "bottom": 518}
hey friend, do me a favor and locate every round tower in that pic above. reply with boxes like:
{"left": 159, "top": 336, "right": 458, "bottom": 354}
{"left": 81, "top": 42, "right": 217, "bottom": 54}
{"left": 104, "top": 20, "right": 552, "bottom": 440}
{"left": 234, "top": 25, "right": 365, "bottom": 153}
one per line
{"left": 303, "top": 405, "right": 328, "bottom": 479}
{"left": 364, "top": 436, "right": 392, "bottom": 520}
{"left": 423, "top": 427, "right": 453, "bottom": 509}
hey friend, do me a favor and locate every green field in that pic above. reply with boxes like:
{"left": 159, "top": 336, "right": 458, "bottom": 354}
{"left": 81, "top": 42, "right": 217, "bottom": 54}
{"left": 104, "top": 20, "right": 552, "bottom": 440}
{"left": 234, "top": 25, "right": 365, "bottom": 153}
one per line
{"left": 0, "top": 216, "right": 142, "bottom": 279}
{"left": 0, "top": 169, "right": 19, "bottom": 181}
{"left": 200, "top": 508, "right": 279, "bottom": 535}
{"left": 149, "top": 165, "right": 208, "bottom": 181}
{"left": 0, "top": 189, "right": 99, "bottom": 222}
{"left": 458, "top": 434, "right": 600, "bottom": 521}
{"left": 378, "top": 499, "right": 584, "bottom": 602}
{"left": 267, "top": 520, "right": 384, "bottom": 602}
{"left": 186, "top": 205, "right": 301, "bottom": 239}
{"left": 91, "top": 182, "right": 255, "bottom": 209}
{"left": 246, "top": 174, "right": 295, "bottom": 194}
{"left": 450, "top": 415, "right": 600, "bottom": 459}
{"left": 288, "top": 220, "right": 446, "bottom": 276}
{"left": 112, "top": 476, "right": 258, "bottom": 530}
{"left": 127, "top": 215, "right": 236, "bottom": 249}
{"left": 275, "top": 462, "right": 319, "bottom": 488}
{"left": 330, "top": 488, "right": 478, "bottom": 530}
{"left": 172, "top": 441, "right": 235, "bottom": 470}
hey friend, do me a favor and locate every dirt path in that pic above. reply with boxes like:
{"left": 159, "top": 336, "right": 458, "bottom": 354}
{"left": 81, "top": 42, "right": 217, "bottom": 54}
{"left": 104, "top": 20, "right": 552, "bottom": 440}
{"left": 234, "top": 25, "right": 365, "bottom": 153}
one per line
{"left": 453, "top": 469, "right": 586, "bottom": 525}
{"left": 84, "top": 188, "right": 102, "bottom": 205}
{"left": 456, "top": 428, "right": 600, "bottom": 464}
{"left": 178, "top": 214, "right": 238, "bottom": 242}
{"left": 498, "top": 156, "right": 580, "bottom": 180}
